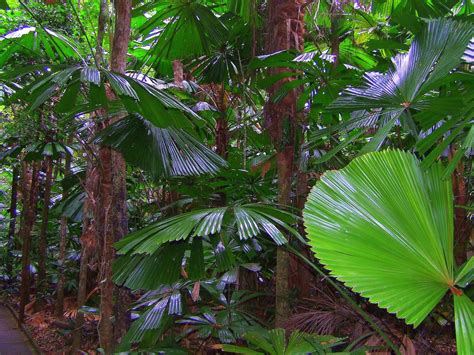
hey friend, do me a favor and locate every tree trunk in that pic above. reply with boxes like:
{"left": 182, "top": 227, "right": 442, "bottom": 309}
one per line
{"left": 291, "top": 142, "right": 313, "bottom": 299}
{"left": 452, "top": 159, "right": 470, "bottom": 265}
{"left": 215, "top": 84, "right": 229, "bottom": 159}
{"left": 274, "top": 147, "right": 293, "bottom": 326}
{"left": 72, "top": 164, "right": 99, "bottom": 350}
{"left": 216, "top": 116, "right": 229, "bottom": 159}
{"left": 37, "top": 156, "right": 53, "bottom": 300}
{"left": 330, "top": 0, "right": 341, "bottom": 68}
{"left": 56, "top": 149, "right": 72, "bottom": 318}
{"left": 95, "top": 0, "right": 108, "bottom": 65}
{"left": 6, "top": 165, "right": 19, "bottom": 281}
{"left": 18, "top": 162, "right": 40, "bottom": 324}
{"left": 97, "top": 0, "right": 132, "bottom": 351}
{"left": 173, "top": 60, "right": 184, "bottom": 88}
{"left": 264, "top": 0, "right": 305, "bottom": 327}
{"left": 112, "top": 150, "right": 130, "bottom": 344}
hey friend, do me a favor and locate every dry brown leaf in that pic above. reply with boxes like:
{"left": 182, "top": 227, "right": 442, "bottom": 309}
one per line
{"left": 365, "top": 335, "right": 391, "bottom": 355}
{"left": 192, "top": 281, "right": 201, "bottom": 302}
{"left": 400, "top": 335, "right": 416, "bottom": 355}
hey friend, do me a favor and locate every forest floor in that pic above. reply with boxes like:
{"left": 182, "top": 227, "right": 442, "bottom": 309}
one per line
{"left": 0, "top": 286, "right": 458, "bottom": 354}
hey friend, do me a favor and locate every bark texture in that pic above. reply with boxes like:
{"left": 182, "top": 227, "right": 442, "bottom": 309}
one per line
{"left": 18, "top": 162, "right": 40, "bottom": 324}
{"left": 173, "top": 60, "right": 184, "bottom": 88}
{"left": 264, "top": 0, "right": 305, "bottom": 327}
{"left": 72, "top": 162, "right": 99, "bottom": 349}
{"left": 37, "top": 156, "right": 53, "bottom": 299}
{"left": 330, "top": 0, "right": 341, "bottom": 68}
{"left": 6, "top": 165, "right": 19, "bottom": 280}
{"left": 97, "top": 0, "right": 132, "bottom": 351}
{"left": 291, "top": 149, "right": 313, "bottom": 299}
{"left": 95, "top": 0, "right": 108, "bottom": 65}
{"left": 56, "top": 149, "right": 72, "bottom": 318}
{"left": 216, "top": 116, "right": 229, "bottom": 159}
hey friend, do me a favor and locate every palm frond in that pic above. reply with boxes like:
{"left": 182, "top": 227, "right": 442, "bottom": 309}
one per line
{"left": 454, "top": 294, "right": 474, "bottom": 355}
{"left": 0, "top": 26, "right": 83, "bottom": 65}
{"left": 114, "top": 204, "right": 300, "bottom": 290}
{"left": 94, "top": 115, "right": 226, "bottom": 177}
{"left": 303, "top": 150, "right": 472, "bottom": 354}
{"left": 137, "top": 0, "right": 228, "bottom": 65}
{"left": 322, "top": 19, "right": 473, "bottom": 158}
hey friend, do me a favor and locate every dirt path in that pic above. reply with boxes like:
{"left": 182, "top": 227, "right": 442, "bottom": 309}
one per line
{"left": 0, "top": 305, "right": 34, "bottom": 354}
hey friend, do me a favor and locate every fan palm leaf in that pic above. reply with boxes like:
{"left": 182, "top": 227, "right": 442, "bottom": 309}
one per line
{"left": 135, "top": 0, "right": 227, "bottom": 66}
{"left": 2, "top": 65, "right": 203, "bottom": 129}
{"left": 324, "top": 18, "right": 473, "bottom": 160}
{"left": 118, "top": 283, "right": 187, "bottom": 347}
{"left": 114, "top": 204, "right": 300, "bottom": 290}
{"left": 94, "top": 115, "right": 227, "bottom": 177}
{"left": 303, "top": 150, "right": 473, "bottom": 354}
{"left": 0, "top": 26, "right": 83, "bottom": 65}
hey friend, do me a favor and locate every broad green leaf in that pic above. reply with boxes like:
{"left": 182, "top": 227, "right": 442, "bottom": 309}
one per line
{"left": 304, "top": 150, "right": 454, "bottom": 326}
{"left": 94, "top": 115, "right": 226, "bottom": 177}
{"left": 323, "top": 19, "right": 474, "bottom": 157}
{"left": 453, "top": 294, "right": 473, "bottom": 355}
{"left": 455, "top": 257, "right": 474, "bottom": 289}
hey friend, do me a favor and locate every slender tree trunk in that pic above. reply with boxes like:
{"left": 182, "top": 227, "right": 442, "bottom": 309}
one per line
{"left": 37, "top": 156, "right": 53, "bottom": 300}
{"left": 173, "top": 60, "right": 184, "bottom": 88}
{"left": 292, "top": 156, "right": 313, "bottom": 299}
{"left": 216, "top": 116, "right": 229, "bottom": 159}
{"left": 215, "top": 84, "right": 229, "bottom": 159}
{"left": 274, "top": 148, "right": 293, "bottom": 325}
{"left": 74, "top": 0, "right": 113, "bottom": 349}
{"left": 6, "top": 165, "right": 19, "bottom": 281}
{"left": 56, "top": 149, "right": 72, "bottom": 318}
{"left": 96, "top": 0, "right": 108, "bottom": 65}
{"left": 330, "top": 0, "right": 341, "bottom": 68}
{"left": 18, "top": 162, "right": 40, "bottom": 324}
{"left": 112, "top": 151, "right": 130, "bottom": 344}
{"left": 452, "top": 157, "right": 470, "bottom": 265}
{"left": 72, "top": 164, "right": 99, "bottom": 350}
{"left": 264, "top": 0, "right": 305, "bottom": 327}
{"left": 97, "top": 0, "right": 132, "bottom": 351}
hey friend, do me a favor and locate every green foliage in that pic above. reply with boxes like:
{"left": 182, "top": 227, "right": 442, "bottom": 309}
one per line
{"left": 178, "top": 289, "right": 264, "bottom": 344}
{"left": 114, "top": 204, "right": 300, "bottom": 290}
{"left": 222, "top": 328, "right": 344, "bottom": 354}
{"left": 1, "top": 0, "right": 473, "bottom": 353}
{"left": 325, "top": 18, "right": 473, "bottom": 163}
{"left": 134, "top": 0, "right": 228, "bottom": 64}
{"left": 94, "top": 115, "right": 227, "bottom": 177}
{"left": 303, "top": 150, "right": 473, "bottom": 354}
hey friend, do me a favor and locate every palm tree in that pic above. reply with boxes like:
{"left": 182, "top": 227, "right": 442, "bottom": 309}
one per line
{"left": 113, "top": 203, "right": 302, "bottom": 349}
{"left": 264, "top": 0, "right": 306, "bottom": 326}
{"left": 324, "top": 19, "right": 473, "bottom": 164}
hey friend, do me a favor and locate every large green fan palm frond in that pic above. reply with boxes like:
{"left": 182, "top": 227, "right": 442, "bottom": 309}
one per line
{"left": 330, "top": 19, "right": 473, "bottom": 112}
{"left": 323, "top": 19, "right": 474, "bottom": 159}
{"left": 94, "top": 115, "right": 227, "bottom": 177}
{"left": 0, "top": 26, "right": 83, "bottom": 65}
{"left": 2, "top": 65, "right": 202, "bottom": 129}
{"left": 114, "top": 204, "right": 300, "bottom": 290}
{"left": 303, "top": 150, "right": 473, "bottom": 354}
{"left": 135, "top": 0, "right": 228, "bottom": 66}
